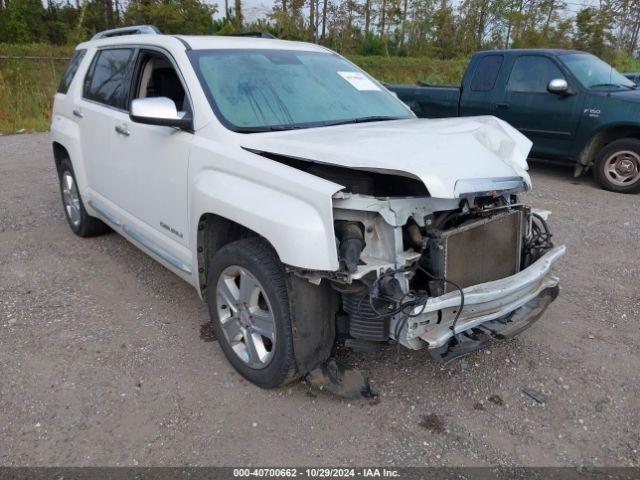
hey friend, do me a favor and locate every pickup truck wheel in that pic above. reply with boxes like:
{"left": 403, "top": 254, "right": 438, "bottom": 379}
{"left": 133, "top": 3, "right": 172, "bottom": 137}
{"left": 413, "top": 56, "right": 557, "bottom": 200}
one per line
{"left": 205, "top": 238, "right": 297, "bottom": 388}
{"left": 593, "top": 139, "right": 640, "bottom": 193}
{"left": 58, "top": 158, "right": 109, "bottom": 237}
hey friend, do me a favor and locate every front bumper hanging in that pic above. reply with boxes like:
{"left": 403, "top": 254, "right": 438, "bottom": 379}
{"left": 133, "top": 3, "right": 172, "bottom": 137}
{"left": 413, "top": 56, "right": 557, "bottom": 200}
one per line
{"left": 401, "top": 245, "right": 566, "bottom": 359}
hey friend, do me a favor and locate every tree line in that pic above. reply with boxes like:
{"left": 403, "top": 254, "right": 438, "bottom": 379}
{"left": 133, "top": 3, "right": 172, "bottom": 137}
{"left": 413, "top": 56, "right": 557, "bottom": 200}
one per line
{"left": 0, "top": 0, "right": 638, "bottom": 61}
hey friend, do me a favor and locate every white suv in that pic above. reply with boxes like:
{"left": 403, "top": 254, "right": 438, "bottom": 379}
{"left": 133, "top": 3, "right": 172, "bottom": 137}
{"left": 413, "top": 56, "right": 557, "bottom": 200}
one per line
{"left": 51, "top": 26, "right": 565, "bottom": 389}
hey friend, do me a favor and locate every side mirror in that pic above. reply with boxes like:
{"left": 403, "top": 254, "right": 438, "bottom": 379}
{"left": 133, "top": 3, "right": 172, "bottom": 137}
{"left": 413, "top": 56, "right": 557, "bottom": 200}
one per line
{"left": 547, "top": 78, "right": 569, "bottom": 95}
{"left": 130, "top": 97, "right": 192, "bottom": 130}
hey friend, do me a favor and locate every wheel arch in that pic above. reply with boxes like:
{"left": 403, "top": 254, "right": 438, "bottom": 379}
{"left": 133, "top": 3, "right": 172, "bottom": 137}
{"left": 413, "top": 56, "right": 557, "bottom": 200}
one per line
{"left": 578, "top": 124, "right": 640, "bottom": 170}
{"left": 196, "top": 213, "right": 265, "bottom": 294}
{"left": 198, "top": 217, "right": 340, "bottom": 377}
{"left": 52, "top": 141, "right": 70, "bottom": 174}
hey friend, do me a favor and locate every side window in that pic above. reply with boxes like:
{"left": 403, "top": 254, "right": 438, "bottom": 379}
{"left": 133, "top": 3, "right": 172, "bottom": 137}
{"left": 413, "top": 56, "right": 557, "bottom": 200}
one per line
{"left": 58, "top": 49, "right": 86, "bottom": 94}
{"left": 507, "top": 56, "right": 565, "bottom": 93}
{"left": 83, "top": 48, "right": 135, "bottom": 110}
{"left": 132, "top": 51, "right": 189, "bottom": 112}
{"left": 470, "top": 55, "right": 504, "bottom": 92}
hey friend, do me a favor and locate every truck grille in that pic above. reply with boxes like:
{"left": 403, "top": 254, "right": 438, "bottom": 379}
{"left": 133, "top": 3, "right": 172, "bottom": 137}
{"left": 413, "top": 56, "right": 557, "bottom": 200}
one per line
{"left": 429, "top": 210, "right": 524, "bottom": 293}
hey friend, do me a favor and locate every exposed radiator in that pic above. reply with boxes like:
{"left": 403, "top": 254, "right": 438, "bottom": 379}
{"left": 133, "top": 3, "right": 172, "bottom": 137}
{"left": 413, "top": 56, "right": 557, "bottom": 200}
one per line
{"left": 428, "top": 210, "right": 525, "bottom": 293}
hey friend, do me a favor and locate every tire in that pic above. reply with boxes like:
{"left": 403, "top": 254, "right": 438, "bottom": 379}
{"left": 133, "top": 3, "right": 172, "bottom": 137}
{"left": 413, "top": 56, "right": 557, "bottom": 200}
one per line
{"left": 205, "top": 238, "right": 298, "bottom": 388}
{"left": 593, "top": 138, "right": 640, "bottom": 193}
{"left": 58, "top": 157, "right": 110, "bottom": 237}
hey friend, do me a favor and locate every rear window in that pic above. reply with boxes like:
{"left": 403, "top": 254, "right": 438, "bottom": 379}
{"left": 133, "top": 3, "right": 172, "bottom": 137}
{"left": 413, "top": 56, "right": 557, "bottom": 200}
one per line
{"left": 470, "top": 55, "right": 503, "bottom": 92}
{"left": 58, "top": 50, "right": 86, "bottom": 94}
{"left": 83, "top": 48, "right": 135, "bottom": 110}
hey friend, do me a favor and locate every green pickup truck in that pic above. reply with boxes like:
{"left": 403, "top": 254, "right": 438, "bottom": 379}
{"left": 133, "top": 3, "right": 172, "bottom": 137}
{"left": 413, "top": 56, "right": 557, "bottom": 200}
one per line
{"left": 389, "top": 49, "right": 640, "bottom": 193}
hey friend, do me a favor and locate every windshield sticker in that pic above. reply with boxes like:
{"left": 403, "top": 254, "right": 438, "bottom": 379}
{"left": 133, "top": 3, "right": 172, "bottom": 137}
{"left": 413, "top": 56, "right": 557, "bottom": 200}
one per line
{"left": 337, "top": 71, "right": 381, "bottom": 91}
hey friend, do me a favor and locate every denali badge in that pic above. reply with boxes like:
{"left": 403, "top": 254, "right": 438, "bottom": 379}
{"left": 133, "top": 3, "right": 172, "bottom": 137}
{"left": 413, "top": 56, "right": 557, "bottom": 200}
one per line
{"left": 160, "top": 221, "right": 183, "bottom": 238}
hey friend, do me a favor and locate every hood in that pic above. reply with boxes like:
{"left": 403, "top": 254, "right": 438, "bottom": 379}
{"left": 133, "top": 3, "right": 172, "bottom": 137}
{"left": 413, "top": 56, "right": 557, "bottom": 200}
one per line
{"left": 240, "top": 116, "right": 532, "bottom": 199}
{"left": 607, "top": 88, "right": 640, "bottom": 102}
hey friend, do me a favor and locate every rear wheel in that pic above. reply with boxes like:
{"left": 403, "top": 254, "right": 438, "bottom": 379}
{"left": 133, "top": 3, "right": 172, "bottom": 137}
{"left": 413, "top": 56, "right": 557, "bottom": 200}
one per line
{"left": 205, "top": 238, "right": 298, "bottom": 388}
{"left": 593, "top": 139, "right": 640, "bottom": 193}
{"left": 58, "top": 158, "right": 109, "bottom": 237}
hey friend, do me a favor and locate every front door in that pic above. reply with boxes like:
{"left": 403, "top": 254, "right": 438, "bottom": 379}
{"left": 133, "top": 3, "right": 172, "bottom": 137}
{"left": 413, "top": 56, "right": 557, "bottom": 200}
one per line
{"left": 494, "top": 55, "right": 583, "bottom": 159}
{"left": 108, "top": 48, "right": 193, "bottom": 269}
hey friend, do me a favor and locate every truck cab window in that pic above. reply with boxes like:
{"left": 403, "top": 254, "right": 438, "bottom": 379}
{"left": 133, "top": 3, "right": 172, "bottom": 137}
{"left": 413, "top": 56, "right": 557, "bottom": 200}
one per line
{"left": 507, "top": 56, "right": 565, "bottom": 93}
{"left": 470, "top": 55, "right": 503, "bottom": 92}
{"left": 133, "top": 52, "right": 189, "bottom": 112}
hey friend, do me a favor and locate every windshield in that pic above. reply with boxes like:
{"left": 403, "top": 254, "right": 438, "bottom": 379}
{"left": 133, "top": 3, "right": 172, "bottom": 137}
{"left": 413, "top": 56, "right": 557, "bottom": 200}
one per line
{"left": 189, "top": 49, "right": 412, "bottom": 132}
{"left": 560, "top": 53, "right": 635, "bottom": 90}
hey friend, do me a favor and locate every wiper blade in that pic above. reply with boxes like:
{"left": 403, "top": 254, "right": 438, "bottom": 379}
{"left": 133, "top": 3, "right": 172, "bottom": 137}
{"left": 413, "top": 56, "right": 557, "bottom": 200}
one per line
{"left": 233, "top": 116, "right": 407, "bottom": 133}
{"left": 589, "top": 83, "right": 634, "bottom": 90}
{"left": 233, "top": 125, "right": 306, "bottom": 133}
{"left": 322, "top": 115, "right": 408, "bottom": 127}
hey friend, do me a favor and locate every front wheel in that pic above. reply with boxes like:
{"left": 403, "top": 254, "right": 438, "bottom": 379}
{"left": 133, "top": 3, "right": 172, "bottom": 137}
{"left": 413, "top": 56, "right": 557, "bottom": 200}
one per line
{"left": 205, "top": 238, "right": 298, "bottom": 388}
{"left": 593, "top": 139, "right": 640, "bottom": 193}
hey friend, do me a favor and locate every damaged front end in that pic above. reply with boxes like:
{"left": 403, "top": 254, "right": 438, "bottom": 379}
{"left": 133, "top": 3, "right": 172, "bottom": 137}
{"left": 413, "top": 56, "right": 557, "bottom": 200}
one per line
{"left": 304, "top": 170, "right": 564, "bottom": 363}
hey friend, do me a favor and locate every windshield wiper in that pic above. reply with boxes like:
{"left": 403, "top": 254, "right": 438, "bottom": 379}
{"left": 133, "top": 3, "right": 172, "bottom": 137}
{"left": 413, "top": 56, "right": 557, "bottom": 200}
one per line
{"left": 233, "top": 125, "right": 308, "bottom": 133}
{"left": 321, "top": 115, "right": 408, "bottom": 127}
{"left": 589, "top": 83, "right": 635, "bottom": 90}
{"left": 233, "top": 116, "right": 408, "bottom": 133}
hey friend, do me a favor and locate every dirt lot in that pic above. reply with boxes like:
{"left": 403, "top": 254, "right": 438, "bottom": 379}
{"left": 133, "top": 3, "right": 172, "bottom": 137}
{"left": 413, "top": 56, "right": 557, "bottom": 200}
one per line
{"left": 1, "top": 132, "right": 639, "bottom": 467}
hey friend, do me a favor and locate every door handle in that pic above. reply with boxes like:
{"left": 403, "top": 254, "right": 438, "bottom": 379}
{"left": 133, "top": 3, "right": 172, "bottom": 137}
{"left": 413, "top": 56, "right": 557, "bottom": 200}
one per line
{"left": 72, "top": 109, "right": 83, "bottom": 119}
{"left": 115, "top": 125, "right": 130, "bottom": 137}
{"left": 494, "top": 102, "right": 510, "bottom": 110}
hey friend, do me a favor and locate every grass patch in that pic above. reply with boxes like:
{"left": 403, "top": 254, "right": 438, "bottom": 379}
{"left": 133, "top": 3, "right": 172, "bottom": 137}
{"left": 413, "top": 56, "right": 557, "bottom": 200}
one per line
{"left": 347, "top": 55, "right": 469, "bottom": 85}
{"left": 0, "top": 44, "right": 73, "bottom": 134}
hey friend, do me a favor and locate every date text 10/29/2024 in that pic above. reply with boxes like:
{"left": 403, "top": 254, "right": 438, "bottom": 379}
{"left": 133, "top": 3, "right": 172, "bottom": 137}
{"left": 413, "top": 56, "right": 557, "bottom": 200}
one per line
{"left": 233, "top": 468, "right": 401, "bottom": 478}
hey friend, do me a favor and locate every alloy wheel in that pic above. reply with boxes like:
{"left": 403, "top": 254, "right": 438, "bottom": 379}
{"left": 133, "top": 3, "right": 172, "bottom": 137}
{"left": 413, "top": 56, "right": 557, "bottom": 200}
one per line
{"left": 61, "top": 171, "right": 81, "bottom": 227}
{"left": 215, "top": 265, "right": 277, "bottom": 369}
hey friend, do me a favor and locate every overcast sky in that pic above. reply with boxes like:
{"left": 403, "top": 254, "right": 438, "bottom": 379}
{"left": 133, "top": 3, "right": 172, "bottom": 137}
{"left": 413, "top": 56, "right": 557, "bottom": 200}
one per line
{"left": 210, "top": 0, "right": 274, "bottom": 21}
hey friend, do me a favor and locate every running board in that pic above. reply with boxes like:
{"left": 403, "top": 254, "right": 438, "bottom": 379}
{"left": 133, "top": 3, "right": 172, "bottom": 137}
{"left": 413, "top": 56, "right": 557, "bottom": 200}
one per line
{"left": 88, "top": 200, "right": 192, "bottom": 275}
{"left": 88, "top": 200, "right": 122, "bottom": 226}
{"left": 123, "top": 225, "right": 192, "bottom": 274}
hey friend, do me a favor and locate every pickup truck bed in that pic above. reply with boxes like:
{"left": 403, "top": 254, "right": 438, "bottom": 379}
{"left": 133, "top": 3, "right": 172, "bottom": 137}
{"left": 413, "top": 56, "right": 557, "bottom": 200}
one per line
{"left": 390, "top": 84, "right": 460, "bottom": 118}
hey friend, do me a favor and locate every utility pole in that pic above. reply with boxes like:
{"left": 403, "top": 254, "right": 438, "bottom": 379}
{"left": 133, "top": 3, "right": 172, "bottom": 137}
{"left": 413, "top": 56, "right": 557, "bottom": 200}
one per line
{"left": 106, "top": 0, "right": 114, "bottom": 29}
{"left": 234, "top": 0, "right": 243, "bottom": 27}
{"left": 364, "top": 0, "right": 371, "bottom": 32}
{"left": 321, "top": 0, "right": 328, "bottom": 39}
{"left": 309, "top": 0, "right": 315, "bottom": 41}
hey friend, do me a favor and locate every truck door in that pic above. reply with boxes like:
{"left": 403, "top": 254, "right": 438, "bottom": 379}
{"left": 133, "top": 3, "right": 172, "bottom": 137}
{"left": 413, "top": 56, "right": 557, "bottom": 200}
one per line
{"left": 460, "top": 54, "right": 505, "bottom": 117}
{"left": 492, "top": 55, "right": 582, "bottom": 159}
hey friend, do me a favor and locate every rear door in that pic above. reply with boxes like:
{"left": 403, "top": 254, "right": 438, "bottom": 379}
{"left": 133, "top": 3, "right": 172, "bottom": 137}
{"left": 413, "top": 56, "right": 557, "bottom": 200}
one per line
{"left": 493, "top": 54, "right": 582, "bottom": 159}
{"left": 77, "top": 47, "right": 136, "bottom": 200}
{"left": 460, "top": 54, "right": 505, "bottom": 117}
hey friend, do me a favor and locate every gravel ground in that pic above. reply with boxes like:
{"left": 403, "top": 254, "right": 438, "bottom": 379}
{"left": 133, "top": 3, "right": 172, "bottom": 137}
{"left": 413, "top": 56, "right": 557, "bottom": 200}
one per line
{"left": 1, "top": 132, "right": 639, "bottom": 467}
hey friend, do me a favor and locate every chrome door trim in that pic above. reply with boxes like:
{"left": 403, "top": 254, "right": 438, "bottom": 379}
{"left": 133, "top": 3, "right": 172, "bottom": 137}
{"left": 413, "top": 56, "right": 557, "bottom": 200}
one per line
{"left": 88, "top": 200, "right": 122, "bottom": 226}
{"left": 122, "top": 225, "right": 192, "bottom": 274}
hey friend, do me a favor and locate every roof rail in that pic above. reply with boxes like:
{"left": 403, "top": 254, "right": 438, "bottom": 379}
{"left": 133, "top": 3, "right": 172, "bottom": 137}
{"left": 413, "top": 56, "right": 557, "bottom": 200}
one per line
{"left": 92, "top": 25, "right": 161, "bottom": 40}
{"left": 227, "top": 32, "right": 276, "bottom": 39}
